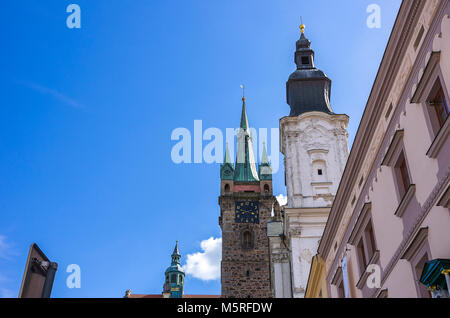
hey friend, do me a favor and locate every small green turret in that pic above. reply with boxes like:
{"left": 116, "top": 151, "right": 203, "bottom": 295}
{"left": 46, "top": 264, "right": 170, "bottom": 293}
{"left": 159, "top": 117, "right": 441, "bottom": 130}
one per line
{"left": 163, "top": 241, "right": 185, "bottom": 298}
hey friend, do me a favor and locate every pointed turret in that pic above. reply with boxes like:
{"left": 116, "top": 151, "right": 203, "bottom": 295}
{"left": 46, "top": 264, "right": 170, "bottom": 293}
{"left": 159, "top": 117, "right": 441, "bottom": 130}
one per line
{"left": 163, "top": 241, "right": 185, "bottom": 298}
{"left": 234, "top": 96, "right": 259, "bottom": 183}
{"left": 171, "top": 241, "right": 181, "bottom": 265}
{"left": 240, "top": 97, "right": 250, "bottom": 131}
{"left": 221, "top": 142, "right": 234, "bottom": 180}
{"left": 261, "top": 142, "right": 269, "bottom": 164}
{"left": 259, "top": 142, "right": 272, "bottom": 180}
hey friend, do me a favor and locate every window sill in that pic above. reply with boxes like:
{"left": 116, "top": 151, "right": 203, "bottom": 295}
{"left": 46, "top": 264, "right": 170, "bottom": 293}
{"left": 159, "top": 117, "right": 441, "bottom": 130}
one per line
{"left": 426, "top": 116, "right": 449, "bottom": 158}
{"left": 356, "top": 251, "right": 380, "bottom": 290}
{"left": 311, "top": 182, "right": 332, "bottom": 186}
{"left": 394, "top": 184, "right": 416, "bottom": 218}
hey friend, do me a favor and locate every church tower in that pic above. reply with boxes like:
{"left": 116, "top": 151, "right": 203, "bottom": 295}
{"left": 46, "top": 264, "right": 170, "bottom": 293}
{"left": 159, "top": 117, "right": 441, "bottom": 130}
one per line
{"left": 163, "top": 241, "right": 185, "bottom": 298}
{"left": 219, "top": 96, "right": 277, "bottom": 298}
{"left": 277, "top": 24, "right": 349, "bottom": 298}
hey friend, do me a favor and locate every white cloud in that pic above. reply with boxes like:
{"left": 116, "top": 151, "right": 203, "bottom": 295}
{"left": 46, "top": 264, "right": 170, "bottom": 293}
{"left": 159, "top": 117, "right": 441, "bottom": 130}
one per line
{"left": 276, "top": 194, "right": 287, "bottom": 206}
{"left": 183, "top": 237, "right": 222, "bottom": 281}
{"left": 0, "top": 235, "right": 13, "bottom": 260}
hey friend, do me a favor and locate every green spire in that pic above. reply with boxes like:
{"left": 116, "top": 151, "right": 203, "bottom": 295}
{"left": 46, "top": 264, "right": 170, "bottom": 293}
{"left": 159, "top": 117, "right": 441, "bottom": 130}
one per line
{"left": 164, "top": 241, "right": 185, "bottom": 298}
{"left": 224, "top": 142, "right": 232, "bottom": 164}
{"left": 259, "top": 142, "right": 272, "bottom": 180}
{"left": 171, "top": 241, "right": 181, "bottom": 265}
{"left": 234, "top": 96, "right": 259, "bottom": 183}
{"left": 261, "top": 142, "right": 269, "bottom": 164}
{"left": 221, "top": 142, "right": 234, "bottom": 180}
{"left": 240, "top": 97, "right": 249, "bottom": 131}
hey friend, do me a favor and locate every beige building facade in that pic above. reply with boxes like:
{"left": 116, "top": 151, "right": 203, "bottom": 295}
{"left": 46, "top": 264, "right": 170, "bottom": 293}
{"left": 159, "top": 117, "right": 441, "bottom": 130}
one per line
{"left": 310, "top": 0, "right": 450, "bottom": 298}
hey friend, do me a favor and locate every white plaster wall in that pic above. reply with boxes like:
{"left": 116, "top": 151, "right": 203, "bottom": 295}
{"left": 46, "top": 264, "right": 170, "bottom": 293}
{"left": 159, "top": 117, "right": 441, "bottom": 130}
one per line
{"left": 281, "top": 112, "right": 349, "bottom": 209}
{"left": 279, "top": 112, "right": 349, "bottom": 298}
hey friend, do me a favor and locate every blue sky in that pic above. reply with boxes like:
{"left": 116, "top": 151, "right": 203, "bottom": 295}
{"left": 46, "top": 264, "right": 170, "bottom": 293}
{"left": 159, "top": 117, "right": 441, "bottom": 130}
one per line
{"left": 0, "top": 0, "right": 401, "bottom": 298}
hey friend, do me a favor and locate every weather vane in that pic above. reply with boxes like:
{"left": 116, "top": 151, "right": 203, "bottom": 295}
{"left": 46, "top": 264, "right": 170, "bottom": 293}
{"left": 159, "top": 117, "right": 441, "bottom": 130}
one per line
{"left": 240, "top": 84, "right": 246, "bottom": 102}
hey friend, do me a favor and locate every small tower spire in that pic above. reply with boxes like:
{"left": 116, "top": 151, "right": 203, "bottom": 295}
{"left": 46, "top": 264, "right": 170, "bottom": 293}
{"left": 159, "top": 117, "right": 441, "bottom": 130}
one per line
{"left": 224, "top": 142, "right": 232, "bottom": 164}
{"left": 164, "top": 241, "right": 185, "bottom": 298}
{"left": 258, "top": 141, "right": 272, "bottom": 181}
{"left": 261, "top": 142, "right": 270, "bottom": 164}
{"left": 239, "top": 87, "right": 249, "bottom": 131}
{"left": 171, "top": 241, "right": 181, "bottom": 265}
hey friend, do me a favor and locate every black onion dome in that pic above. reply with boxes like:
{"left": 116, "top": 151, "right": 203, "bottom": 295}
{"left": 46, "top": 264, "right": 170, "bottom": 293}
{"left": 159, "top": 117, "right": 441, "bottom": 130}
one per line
{"left": 286, "top": 30, "right": 333, "bottom": 117}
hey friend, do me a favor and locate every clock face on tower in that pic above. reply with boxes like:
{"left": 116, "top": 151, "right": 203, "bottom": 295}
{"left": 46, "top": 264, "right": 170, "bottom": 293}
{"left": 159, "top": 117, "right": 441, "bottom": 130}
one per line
{"left": 235, "top": 201, "right": 259, "bottom": 224}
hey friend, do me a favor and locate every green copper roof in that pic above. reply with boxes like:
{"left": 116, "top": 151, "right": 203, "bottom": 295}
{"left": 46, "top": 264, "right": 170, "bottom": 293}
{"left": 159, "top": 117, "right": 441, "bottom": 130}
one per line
{"left": 166, "top": 241, "right": 183, "bottom": 273}
{"left": 261, "top": 142, "right": 269, "bottom": 164}
{"left": 258, "top": 142, "right": 272, "bottom": 180}
{"left": 220, "top": 143, "right": 234, "bottom": 180}
{"left": 224, "top": 142, "right": 232, "bottom": 164}
{"left": 234, "top": 98, "right": 259, "bottom": 183}
{"left": 164, "top": 241, "right": 185, "bottom": 299}
{"left": 220, "top": 96, "right": 273, "bottom": 183}
{"left": 240, "top": 98, "right": 250, "bottom": 131}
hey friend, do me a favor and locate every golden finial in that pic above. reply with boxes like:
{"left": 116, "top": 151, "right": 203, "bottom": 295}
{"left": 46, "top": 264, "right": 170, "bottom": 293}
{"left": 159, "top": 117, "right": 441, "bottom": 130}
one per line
{"left": 300, "top": 16, "right": 305, "bottom": 34}
{"left": 300, "top": 24, "right": 305, "bottom": 34}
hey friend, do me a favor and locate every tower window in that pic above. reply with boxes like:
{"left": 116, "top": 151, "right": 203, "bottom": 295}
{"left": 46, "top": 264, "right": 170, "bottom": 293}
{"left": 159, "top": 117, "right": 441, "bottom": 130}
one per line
{"left": 242, "top": 230, "right": 253, "bottom": 250}
{"left": 318, "top": 169, "right": 323, "bottom": 176}
{"left": 301, "top": 56, "right": 310, "bottom": 65}
{"left": 224, "top": 184, "right": 231, "bottom": 193}
{"left": 264, "top": 184, "right": 270, "bottom": 193}
{"left": 171, "top": 274, "right": 177, "bottom": 284}
{"left": 246, "top": 270, "right": 250, "bottom": 277}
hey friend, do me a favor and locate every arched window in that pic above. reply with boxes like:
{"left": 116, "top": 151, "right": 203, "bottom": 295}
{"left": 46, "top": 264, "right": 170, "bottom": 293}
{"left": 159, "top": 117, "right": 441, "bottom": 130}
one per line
{"left": 171, "top": 274, "right": 177, "bottom": 284}
{"left": 224, "top": 184, "right": 230, "bottom": 193}
{"left": 264, "top": 184, "right": 270, "bottom": 193}
{"left": 242, "top": 230, "right": 253, "bottom": 250}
